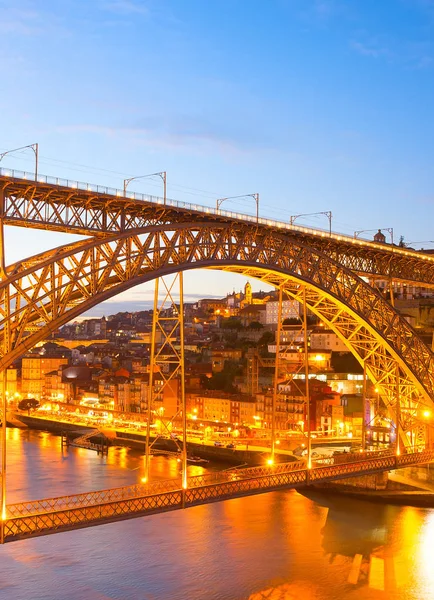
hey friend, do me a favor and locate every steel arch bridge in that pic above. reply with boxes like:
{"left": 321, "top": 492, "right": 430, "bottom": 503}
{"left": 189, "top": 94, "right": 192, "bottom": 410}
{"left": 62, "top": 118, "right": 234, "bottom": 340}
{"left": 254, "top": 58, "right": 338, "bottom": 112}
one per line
{"left": 1, "top": 169, "right": 434, "bottom": 446}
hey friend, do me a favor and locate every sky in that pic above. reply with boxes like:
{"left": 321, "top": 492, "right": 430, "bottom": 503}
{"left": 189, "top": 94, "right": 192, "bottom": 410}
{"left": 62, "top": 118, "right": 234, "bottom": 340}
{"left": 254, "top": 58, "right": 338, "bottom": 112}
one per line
{"left": 0, "top": 0, "right": 433, "bottom": 316}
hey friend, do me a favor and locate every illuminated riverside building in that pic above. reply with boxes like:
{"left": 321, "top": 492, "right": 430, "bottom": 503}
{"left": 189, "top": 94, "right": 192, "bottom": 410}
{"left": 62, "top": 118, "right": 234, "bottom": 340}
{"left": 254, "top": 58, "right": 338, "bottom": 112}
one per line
{"left": 21, "top": 356, "right": 69, "bottom": 400}
{"left": 255, "top": 378, "right": 341, "bottom": 432}
{"left": 116, "top": 375, "right": 149, "bottom": 413}
{"left": 186, "top": 391, "right": 256, "bottom": 426}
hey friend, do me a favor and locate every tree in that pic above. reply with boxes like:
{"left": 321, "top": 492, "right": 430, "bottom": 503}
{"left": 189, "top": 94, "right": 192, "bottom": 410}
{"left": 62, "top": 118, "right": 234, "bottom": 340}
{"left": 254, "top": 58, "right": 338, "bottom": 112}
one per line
{"left": 18, "top": 398, "right": 40, "bottom": 411}
{"left": 248, "top": 321, "right": 263, "bottom": 330}
{"left": 258, "top": 330, "right": 275, "bottom": 357}
{"left": 220, "top": 317, "right": 243, "bottom": 330}
{"left": 202, "top": 360, "right": 242, "bottom": 392}
{"left": 258, "top": 331, "right": 274, "bottom": 346}
{"left": 282, "top": 317, "right": 301, "bottom": 325}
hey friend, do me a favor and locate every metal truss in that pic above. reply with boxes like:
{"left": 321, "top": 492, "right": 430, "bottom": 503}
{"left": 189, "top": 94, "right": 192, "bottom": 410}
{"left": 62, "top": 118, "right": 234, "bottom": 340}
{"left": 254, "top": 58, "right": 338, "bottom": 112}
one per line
{"left": 1, "top": 222, "right": 434, "bottom": 425}
{"left": 145, "top": 273, "right": 187, "bottom": 486}
{"left": 222, "top": 266, "right": 431, "bottom": 445}
{"left": 0, "top": 221, "right": 432, "bottom": 446}
{"left": 2, "top": 174, "right": 434, "bottom": 287}
{"left": 3, "top": 448, "right": 434, "bottom": 542}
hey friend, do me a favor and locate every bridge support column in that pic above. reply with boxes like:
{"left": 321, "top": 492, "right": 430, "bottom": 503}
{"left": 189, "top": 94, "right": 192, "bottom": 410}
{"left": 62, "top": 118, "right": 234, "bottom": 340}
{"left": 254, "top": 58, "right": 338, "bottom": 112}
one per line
{"left": 396, "top": 364, "right": 401, "bottom": 455}
{"left": 1, "top": 368, "right": 7, "bottom": 544}
{"left": 145, "top": 274, "right": 186, "bottom": 486}
{"left": 179, "top": 273, "right": 188, "bottom": 492}
{"left": 362, "top": 361, "right": 367, "bottom": 451}
{"left": 303, "top": 287, "right": 312, "bottom": 469}
{"left": 0, "top": 189, "right": 6, "bottom": 280}
{"left": 271, "top": 287, "right": 283, "bottom": 463}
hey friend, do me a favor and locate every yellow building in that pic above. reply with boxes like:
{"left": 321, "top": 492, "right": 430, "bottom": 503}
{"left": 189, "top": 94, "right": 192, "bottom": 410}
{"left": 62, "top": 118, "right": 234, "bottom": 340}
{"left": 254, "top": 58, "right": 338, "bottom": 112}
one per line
{"left": 21, "top": 357, "right": 69, "bottom": 399}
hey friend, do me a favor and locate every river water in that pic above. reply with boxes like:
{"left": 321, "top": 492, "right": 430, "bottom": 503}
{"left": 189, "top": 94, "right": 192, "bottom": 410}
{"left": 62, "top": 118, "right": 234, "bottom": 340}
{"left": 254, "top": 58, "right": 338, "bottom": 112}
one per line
{"left": 0, "top": 428, "right": 433, "bottom": 600}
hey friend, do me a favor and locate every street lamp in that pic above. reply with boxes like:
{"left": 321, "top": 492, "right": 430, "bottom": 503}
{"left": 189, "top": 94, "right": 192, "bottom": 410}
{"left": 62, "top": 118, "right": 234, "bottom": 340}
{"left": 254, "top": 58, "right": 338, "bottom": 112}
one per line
{"left": 216, "top": 193, "right": 259, "bottom": 222}
{"left": 290, "top": 211, "right": 332, "bottom": 235}
{"left": 0, "top": 143, "right": 39, "bottom": 180}
{"left": 123, "top": 171, "right": 167, "bottom": 205}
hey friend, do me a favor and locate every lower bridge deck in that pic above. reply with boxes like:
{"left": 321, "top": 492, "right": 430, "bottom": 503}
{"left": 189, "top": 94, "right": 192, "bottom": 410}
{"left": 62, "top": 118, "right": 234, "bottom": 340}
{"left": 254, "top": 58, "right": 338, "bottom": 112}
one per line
{"left": 3, "top": 448, "right": 434, "bottom": 543}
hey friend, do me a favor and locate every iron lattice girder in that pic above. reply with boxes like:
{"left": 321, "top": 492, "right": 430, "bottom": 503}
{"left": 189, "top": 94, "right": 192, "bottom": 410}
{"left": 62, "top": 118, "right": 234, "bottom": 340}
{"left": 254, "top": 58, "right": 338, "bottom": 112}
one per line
{"left": 3, "top": 449, "right": 434, "bottom": 542}
{"left": 223, "top": 265, "right": 428, "bottom": 439}
{"left": 2, "top": 177, "right": 434, "bottom": 285}
{"left": 0, "top": 222, "right": 434, "bottom": 414}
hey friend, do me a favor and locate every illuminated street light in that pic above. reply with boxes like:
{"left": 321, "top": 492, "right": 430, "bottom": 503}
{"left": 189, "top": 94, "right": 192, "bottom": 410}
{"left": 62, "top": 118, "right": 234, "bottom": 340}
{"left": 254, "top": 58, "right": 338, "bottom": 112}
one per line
{"left": 123, "top": 171, "right": 167, "bottom": 204}
{"left": 0, "top": 143, "right": 39, "bottom": 180}
{"left": 290, "top": 211, "right": 332, "bottom": 235}
{"left": 216, "top": 193, "right": 259, "bottom": 222}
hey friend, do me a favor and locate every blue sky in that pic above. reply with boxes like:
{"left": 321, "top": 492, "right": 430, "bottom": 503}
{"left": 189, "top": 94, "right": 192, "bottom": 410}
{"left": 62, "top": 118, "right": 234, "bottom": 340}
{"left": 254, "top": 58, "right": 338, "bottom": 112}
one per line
{"left": 1, "top": 0, "right": 433, "bottom": 315}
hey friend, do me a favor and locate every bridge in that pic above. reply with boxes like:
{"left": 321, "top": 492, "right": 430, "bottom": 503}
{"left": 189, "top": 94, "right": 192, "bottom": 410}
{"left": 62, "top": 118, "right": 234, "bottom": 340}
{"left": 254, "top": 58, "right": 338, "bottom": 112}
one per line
{"left": 2, "top": 447, "right": 434, "bottom": 543}
{"left": 1, "top": 165, "right": 434, "bottom": 541}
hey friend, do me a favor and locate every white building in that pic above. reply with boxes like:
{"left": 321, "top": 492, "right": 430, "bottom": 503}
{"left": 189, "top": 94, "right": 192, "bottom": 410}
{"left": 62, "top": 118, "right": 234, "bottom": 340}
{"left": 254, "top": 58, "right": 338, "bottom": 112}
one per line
{"left": 265, "top": 299, "right": 300, "bottom": 325}
{"left": 310, "top": 330, "right": 348, "bottom": 352}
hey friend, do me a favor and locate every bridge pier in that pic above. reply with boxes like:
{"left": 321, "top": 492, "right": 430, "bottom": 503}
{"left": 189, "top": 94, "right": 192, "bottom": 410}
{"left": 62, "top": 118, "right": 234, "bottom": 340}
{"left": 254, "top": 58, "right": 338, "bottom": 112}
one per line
{"left": 327, "top": 471, "right": 389, "bottom": 491}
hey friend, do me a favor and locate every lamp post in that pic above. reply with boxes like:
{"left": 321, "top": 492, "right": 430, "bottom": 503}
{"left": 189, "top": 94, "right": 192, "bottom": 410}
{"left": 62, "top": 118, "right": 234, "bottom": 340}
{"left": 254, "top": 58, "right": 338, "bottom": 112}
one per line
{"left": 0, "top": 143, "right": 38, "bottom": 180}
{"left": 123, "top": 171, "right": 166, "bottom": 205}
{"left": 290, "top": 211, "right": 332, "bottom": 235}
{"left": 354, "top": 227, "right": 393, "bottom": 245}
{"left": 216, "top": 193, "right": 259, "bottom": 223}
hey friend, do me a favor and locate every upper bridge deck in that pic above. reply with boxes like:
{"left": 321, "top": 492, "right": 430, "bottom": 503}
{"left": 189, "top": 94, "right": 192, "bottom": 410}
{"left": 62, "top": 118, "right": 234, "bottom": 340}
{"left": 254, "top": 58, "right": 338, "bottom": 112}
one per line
{"left": 1, "top": 167, "right": 434, "bottom": 286}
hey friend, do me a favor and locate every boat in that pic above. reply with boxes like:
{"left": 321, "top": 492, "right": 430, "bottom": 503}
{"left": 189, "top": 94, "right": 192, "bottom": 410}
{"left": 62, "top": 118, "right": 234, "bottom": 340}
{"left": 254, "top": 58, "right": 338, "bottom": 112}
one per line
{"left": 187, "top": 454, "right": 209, "bottom": 465}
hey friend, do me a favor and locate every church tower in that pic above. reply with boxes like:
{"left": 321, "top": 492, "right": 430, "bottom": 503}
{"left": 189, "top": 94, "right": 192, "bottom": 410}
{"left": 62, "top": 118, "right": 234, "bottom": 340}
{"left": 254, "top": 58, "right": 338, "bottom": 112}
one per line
{"left": 244, "top": 281, "right": 253, "bottom": 305}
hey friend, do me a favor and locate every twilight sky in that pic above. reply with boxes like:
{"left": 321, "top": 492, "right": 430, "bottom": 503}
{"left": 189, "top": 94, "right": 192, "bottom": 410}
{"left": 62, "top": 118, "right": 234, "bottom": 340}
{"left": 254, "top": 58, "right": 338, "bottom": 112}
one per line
{"left": 1, "top": 0, "right": 433, "bottom": 315}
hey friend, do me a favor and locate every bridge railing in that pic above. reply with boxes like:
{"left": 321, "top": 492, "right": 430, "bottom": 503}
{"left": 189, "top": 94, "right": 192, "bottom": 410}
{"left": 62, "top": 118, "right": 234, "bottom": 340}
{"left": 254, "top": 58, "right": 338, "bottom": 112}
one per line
{"left": 2, "top": 166, "right": 428, "bottom": 265}
{"left": 5, "top": 477, "right": 182, "bottom": 518}
{"left": 4, "top": 449, "right": 434, "bottom": 542}
{"left": 6, "top": 448, "right": 434, "bottom": 519}
{"left": 0, "top": 166, "right": 335, "bottom": 239}
{"left": 6, "top": 459, "right": 305, "bottom": 518}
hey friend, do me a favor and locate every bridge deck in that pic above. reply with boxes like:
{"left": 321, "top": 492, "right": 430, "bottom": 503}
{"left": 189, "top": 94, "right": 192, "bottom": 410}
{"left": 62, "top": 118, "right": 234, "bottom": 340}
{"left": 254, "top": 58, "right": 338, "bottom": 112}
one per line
{"left": 3, "top": 448, "right": 433, "bottom": 543}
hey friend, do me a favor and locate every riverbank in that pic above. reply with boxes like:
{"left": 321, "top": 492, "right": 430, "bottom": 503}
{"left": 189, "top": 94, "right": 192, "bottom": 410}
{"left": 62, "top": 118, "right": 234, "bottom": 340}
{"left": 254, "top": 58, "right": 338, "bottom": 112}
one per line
{"left": 11, "top": 412, "right": 298, "bottom": 467}
{"left": 302, "top": 478, "right": 434, "bottom": 507}
{"left": 12, "top": 411, "right": 434, "bottom": 506}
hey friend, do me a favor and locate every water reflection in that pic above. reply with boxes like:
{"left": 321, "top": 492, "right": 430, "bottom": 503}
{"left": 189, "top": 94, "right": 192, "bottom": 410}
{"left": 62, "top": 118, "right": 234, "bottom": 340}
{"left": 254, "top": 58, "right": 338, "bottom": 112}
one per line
{"left": 1, "top": 429, "right": 434, "bottom": 600}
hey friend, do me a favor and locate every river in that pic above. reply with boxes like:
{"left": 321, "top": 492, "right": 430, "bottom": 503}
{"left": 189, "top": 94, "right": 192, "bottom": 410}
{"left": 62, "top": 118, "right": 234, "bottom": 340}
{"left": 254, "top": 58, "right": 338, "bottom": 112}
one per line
{"left": 0, "top": 428, "right": 433, "bottom": 600}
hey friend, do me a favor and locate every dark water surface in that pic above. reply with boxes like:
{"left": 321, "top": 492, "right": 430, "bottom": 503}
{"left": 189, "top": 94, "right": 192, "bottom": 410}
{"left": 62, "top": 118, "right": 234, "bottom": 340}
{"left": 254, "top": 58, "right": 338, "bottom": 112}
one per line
{"left": 1, "top": 428, "right": 433, "bottom": 600}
